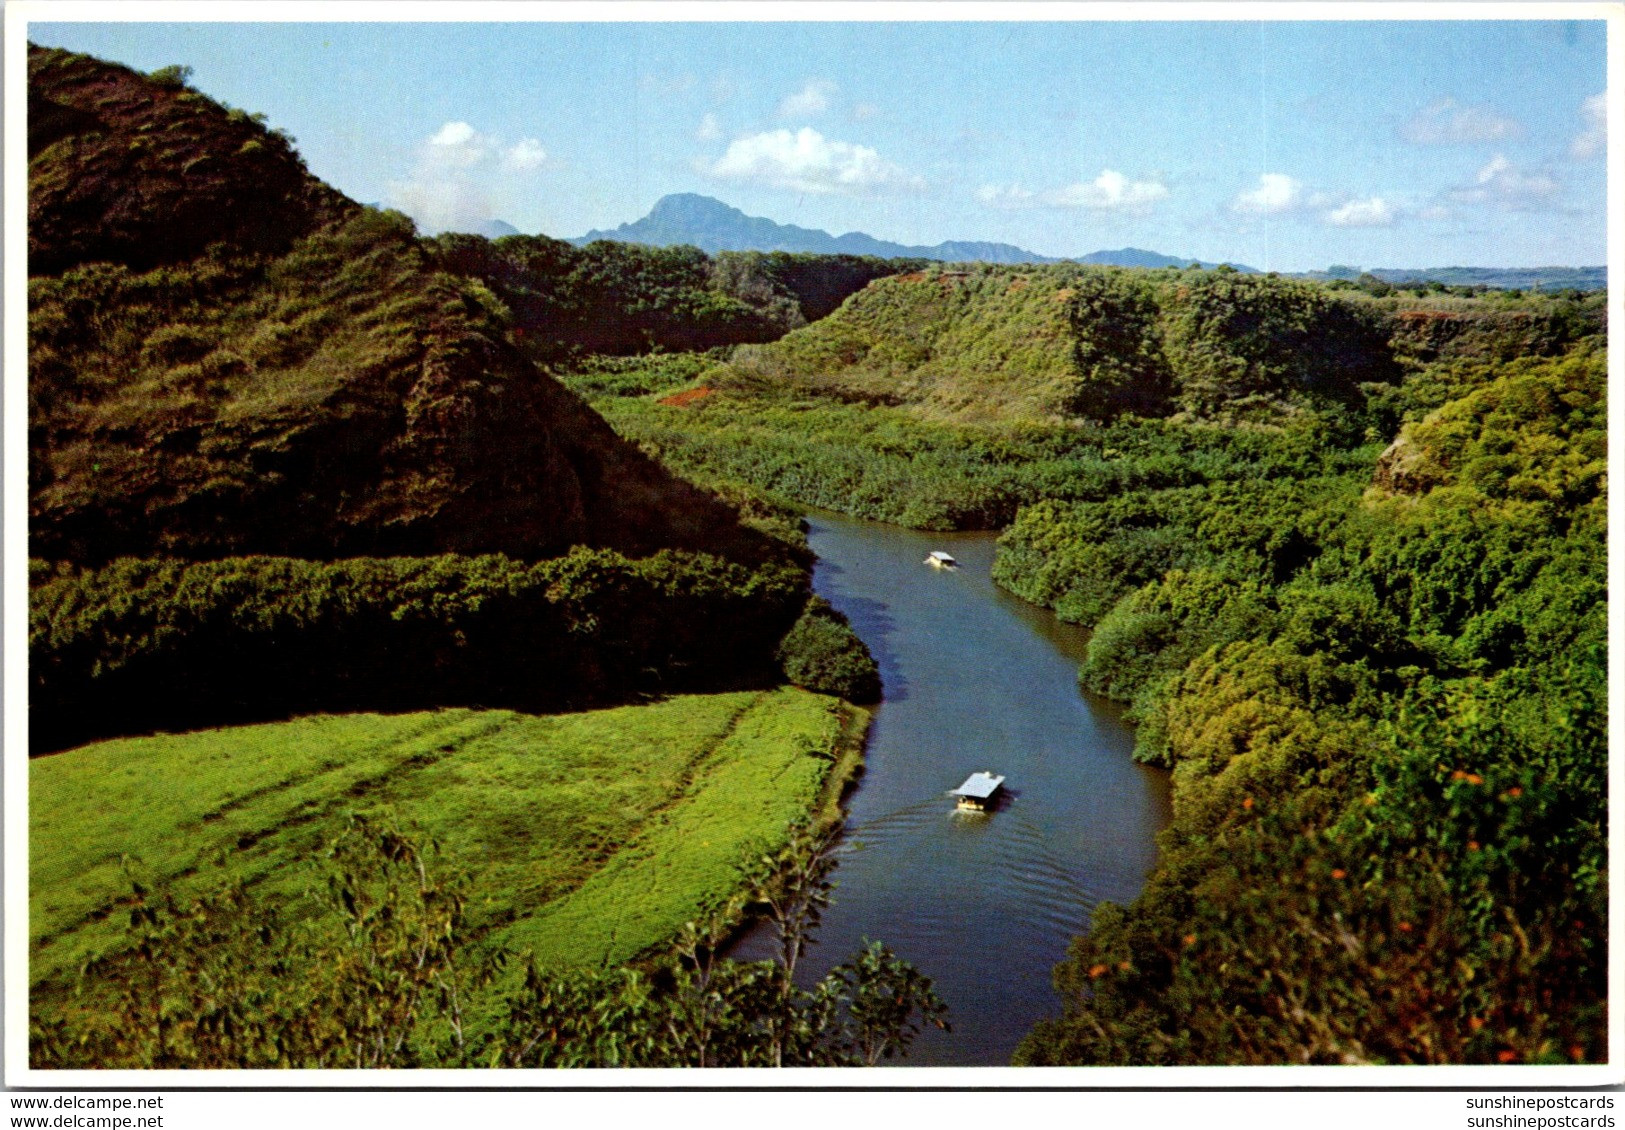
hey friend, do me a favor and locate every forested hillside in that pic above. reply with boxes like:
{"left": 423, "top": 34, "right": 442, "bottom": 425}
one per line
{"left": 27, "top": 46, "right": 775, "bottom": 566}
{"left": 703, "top": 262, "right": 1598, "bottom": 425}
{"left": 432, "top": 232, "right": 922, "bottom": 360}
{"left": 27, "top": 44, "right": 881, "bottom": 745}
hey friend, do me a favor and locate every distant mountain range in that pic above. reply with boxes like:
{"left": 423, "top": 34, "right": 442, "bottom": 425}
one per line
{"left": 1305, "top": 263, "right": 1606, "bottom": 292}
{"left": 571, "top": 194, "right": 1052, "bottom": 264}
{"left": 567, "top": 194, "right": 1257, "bottom": 270}
{"left": 483, "top": 194, "right": 1602, "bottom": 290}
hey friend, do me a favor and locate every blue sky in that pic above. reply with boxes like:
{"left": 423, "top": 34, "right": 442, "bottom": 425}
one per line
{"left": 28, "top": 17, "right": 1610, "bottom": 270}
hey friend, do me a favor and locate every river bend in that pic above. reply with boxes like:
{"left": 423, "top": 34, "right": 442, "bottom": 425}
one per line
{"left": 732, "top": 513, "right": 1171, "bottom": 1066}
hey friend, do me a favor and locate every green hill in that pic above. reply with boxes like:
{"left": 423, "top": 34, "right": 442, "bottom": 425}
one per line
{"left": 703, "top": 262, "right": 1601, "bottom": 426}
{"left": 27, "top": 44, "right": 769, "bottom": 566}
{"left": 717, "top": 264, "right": 1085, "bottom": 422}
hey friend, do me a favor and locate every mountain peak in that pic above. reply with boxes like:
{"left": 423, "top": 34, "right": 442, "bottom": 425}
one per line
{"left": 647, "top": 193, "right": 745, "bottom": 223}
{"left": 573, "top": 195, "right": 1053, "bottom": 263}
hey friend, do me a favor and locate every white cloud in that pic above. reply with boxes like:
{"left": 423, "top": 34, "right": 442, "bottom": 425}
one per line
{"left": 1402, "top": 98, "right": 1522, "bottom": 145}
{"left": 1451, "top": 153, "right": 1562, "bottom": 210}
{"left": 977, "top": 170, "right": 1168, "bottom": 213}
{"left": 710, "top": 127, "right": 923, "bottom": 195}
{"left": 1324, "top": 197, "right": 1397, "bottom": 227}
{"left": 778, "top": 80, "right": 837, "bottom": 119}
{"left": 1048, "top": 170, "right": 1169, "bottom": 211}
{"left": 1232, "top": 173, "right": 1304, "bottom": 215}
{"left": 502, "top": 138, "right": 548, "bottom": 171}
{"left": 425, "top": 120, "right": 495, "bottom": 168}
{"left": 386, "top": 120, "right": 549, "bottom": 235}
{"left": 696, "top": 113, "right": 722, "bottom": 142}
{"left": 1571, "top": 92, "right": 1606, "bottom": 160}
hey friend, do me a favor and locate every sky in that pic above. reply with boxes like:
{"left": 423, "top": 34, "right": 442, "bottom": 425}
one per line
{"left": 26, "top": 15, "right": 1611, "bottom": 270}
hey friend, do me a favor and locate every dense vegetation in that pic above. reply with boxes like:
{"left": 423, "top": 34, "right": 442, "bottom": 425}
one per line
{"left": 1004, "top": 344, "right": 1607, "bottom": 1065}
{"left": 554, "top": 265, "right": 1599, "bottom": 542}
{"left": 434, "top": 232, "right": 923, "bottom": 361}
{"left": 776, "top": 597, "right": 882, "bottom": 704}
{"left": 695, "top": 262, "right": 1597, "bottom": 426}
{"left": 26, "top": 44, "right": 874, "bottom": 751}
{"left": 563, "top": 358, "right": 1383, "bottom": 531}
{"left": 29, "top": 549, "right": 817, "bottom": 752}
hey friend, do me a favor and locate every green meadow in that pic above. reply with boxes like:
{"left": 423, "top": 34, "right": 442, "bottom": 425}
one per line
{"left": 31, "top": 688, "right": 866, "bottom": 993}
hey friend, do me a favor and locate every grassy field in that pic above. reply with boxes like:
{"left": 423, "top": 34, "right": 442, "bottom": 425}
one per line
{"left": 30, "top": 688, "right": 866, "bottom": 990}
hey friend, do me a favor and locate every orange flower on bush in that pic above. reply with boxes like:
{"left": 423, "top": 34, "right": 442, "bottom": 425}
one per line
{"left": 1182, "top": 934, "right": 1197, "bottom": 947}
{"left": 1088, "top": 963, "right": 1108, "bottom": 978}
{"left": 1497, "top": 1050, "right": 1518, "bottom": 1064}
{"left": 1242, "top": 797, "right": 1254, "bottom": 810}
{"left": 1331, "top": 868, "right": 1346, "bottom": 880}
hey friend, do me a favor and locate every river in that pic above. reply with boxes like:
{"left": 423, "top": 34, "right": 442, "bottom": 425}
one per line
{"left": 729, "top": 512, "right": 1172, "bottom": 1066}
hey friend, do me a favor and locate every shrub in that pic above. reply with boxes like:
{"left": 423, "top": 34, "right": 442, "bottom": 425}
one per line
{"left": 776, "top": 597, "right": 881, "bottom": 703}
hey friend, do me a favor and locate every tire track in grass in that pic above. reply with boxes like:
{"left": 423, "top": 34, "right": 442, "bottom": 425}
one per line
{"left": 500, "top": 689, "right": 847, "bottom": 971}
{"left": 29, "top": 710, "right": 513, "bottom": 985}
{"left": 591, "top": 690, "right": 768, "bottom": 967}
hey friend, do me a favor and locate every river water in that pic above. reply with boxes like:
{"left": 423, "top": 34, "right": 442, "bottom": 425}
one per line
{"left": 730, "top": 513, "right": 1172, "bottom": 1066}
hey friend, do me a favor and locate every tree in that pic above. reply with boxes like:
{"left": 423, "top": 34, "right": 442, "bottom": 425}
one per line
{"left": 314, "top": 815, "right": 499, "bottom": 1068}
{"left": 829, "top": 940, "right": 950, "bottom": 1065}
{"left": 147, "top": 64, "right": 193, "bottom": 88}
{"left": 741, "top": 821, "right": 843, "bottom": 1066}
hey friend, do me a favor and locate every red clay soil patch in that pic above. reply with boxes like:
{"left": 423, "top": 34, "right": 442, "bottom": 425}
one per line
{"left": 658, "top": 385, "right": 716, "bottom": 407}
{"left": 899, "top": 271, "right": 930, "bottom": 283}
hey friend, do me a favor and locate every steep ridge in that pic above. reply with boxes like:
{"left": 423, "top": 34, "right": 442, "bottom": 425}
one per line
{"left": 28, "top": 45, "right": 771, "bottom": 565}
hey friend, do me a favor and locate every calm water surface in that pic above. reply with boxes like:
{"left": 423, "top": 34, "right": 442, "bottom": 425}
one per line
{"left": 729, "top": 513, "right": 1171, "bottom": 1065}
